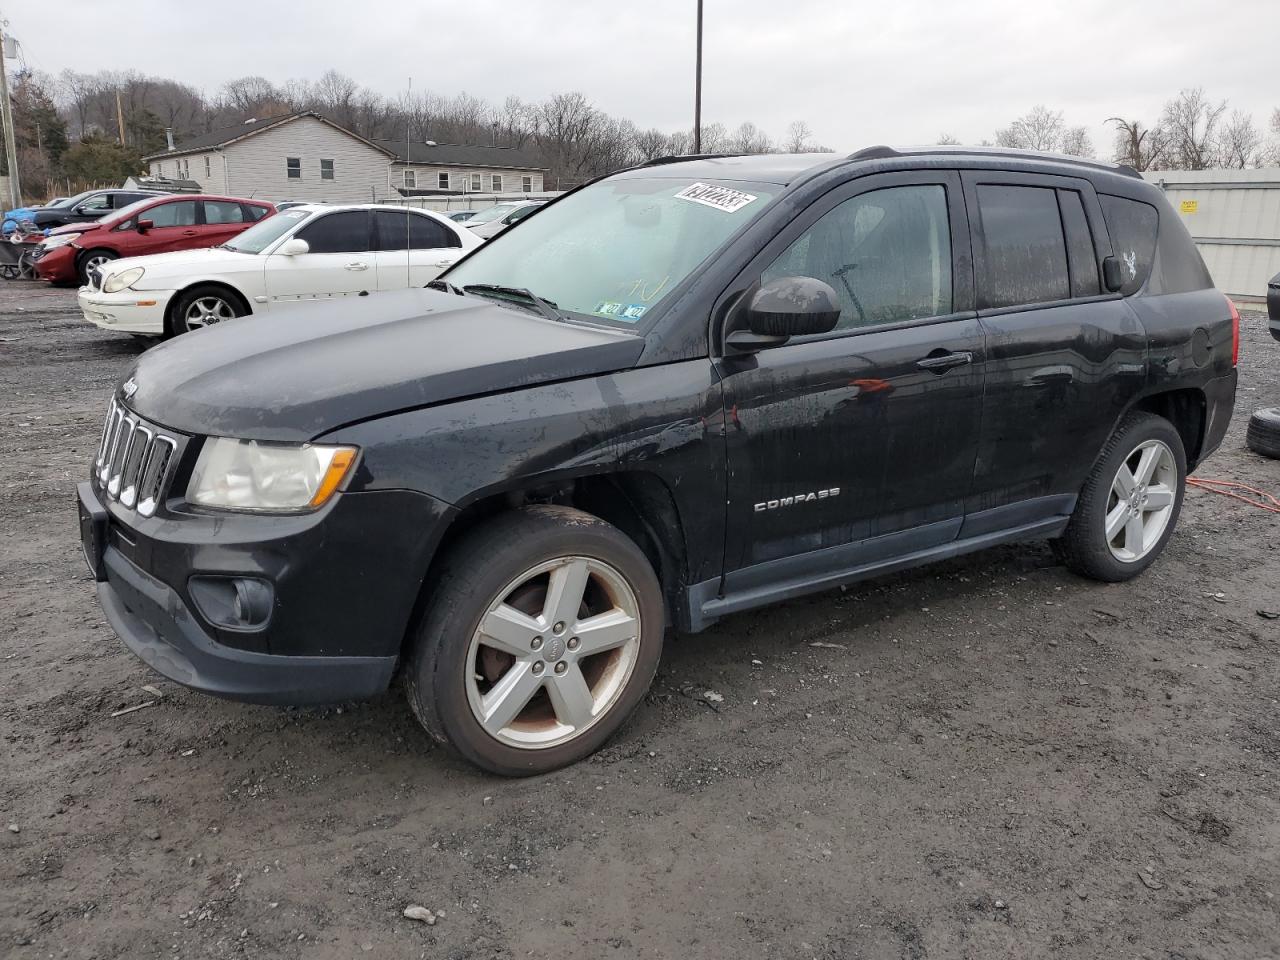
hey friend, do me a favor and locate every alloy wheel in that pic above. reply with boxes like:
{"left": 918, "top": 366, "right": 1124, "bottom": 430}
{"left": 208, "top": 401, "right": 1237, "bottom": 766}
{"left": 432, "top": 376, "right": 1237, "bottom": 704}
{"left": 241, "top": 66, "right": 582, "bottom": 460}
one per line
{"left": 465, "top": 556, "right": 642, "bottom": 749}
{"left": 1105, "top": 438, "right": 1177, "bottom": 562}
{"left": 184, "top": 296, "right": 237, "bottom": 329}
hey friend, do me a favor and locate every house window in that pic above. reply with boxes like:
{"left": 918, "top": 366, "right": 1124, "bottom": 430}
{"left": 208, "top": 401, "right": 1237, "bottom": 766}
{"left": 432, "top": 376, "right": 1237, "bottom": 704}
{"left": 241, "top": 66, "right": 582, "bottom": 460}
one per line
{"left": 491, "top": 174, "right": 502, "bottom": 192}
{"left": 320, "top": 159, "right": 335, "bottom": 180}
{"left": 404, "top": 170, "right": 416, "bottom": 189}
{"left": 438, "top": 172, "right": 449, "bottom": 190}
{"left": 470, "top": 173, "right": 482, "bottom": 191}
{"left": 286, "top": 157, "right": 301, "bottom": 179}
{"left": 204, "top": 156, "right": 211, "bottom": 179}
{"left": 522, "top": 175, "right": 533, "bottom": 192}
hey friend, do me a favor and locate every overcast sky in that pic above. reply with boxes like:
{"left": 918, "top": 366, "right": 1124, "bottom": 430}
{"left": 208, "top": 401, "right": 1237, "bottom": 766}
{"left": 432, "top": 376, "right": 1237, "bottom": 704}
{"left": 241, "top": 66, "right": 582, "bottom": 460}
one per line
{"left": 8, "top": 0, "right": 1276, "bottom": 155}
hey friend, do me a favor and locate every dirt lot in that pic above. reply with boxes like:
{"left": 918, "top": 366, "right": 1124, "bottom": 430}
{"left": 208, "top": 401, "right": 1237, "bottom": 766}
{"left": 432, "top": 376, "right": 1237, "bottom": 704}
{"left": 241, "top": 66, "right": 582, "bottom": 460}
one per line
{"left": 2, "top": 283, "right": 1278, "bottom": 960}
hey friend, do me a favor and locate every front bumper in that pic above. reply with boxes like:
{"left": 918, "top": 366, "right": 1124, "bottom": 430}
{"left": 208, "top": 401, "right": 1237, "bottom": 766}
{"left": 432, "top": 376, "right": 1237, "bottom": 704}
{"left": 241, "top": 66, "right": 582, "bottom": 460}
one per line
{"left": 78, "top": 287, "right": 172, "bottom": 335}
{"left": 34, "top": 243, "right": 78, "bottom": 283}
{"left": 78, "top": 478, "right": 451, "bottom": 705}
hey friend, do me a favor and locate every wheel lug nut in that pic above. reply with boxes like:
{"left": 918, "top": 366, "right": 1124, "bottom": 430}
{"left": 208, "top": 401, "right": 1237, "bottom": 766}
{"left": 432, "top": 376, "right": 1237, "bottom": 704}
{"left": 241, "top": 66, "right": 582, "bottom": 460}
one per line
{"left": 567, "top": 637, "right": 580, "bottom": 651}
{"left": 553, "top": 621, "right": 565, "bottom": 635}
{"left": 554, "top": 661, "right": 567, "bottom": 675}
{"left": 531, "top": 636, "right": 543, "bottom": 651}
{"left": 532, "top": 661, "right": 544, "bottom": 676}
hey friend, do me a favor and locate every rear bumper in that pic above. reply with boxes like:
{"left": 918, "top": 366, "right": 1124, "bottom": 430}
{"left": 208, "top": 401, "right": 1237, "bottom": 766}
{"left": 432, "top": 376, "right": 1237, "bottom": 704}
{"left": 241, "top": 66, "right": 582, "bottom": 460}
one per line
{"left": 1196, "top": 369, "right": 1237, "bottom": 467}
{"left": 78, "top": 287, "right": 172, "bottom": 335}
{"left": 98, "top": 544, "right": 397, "bottom": 705}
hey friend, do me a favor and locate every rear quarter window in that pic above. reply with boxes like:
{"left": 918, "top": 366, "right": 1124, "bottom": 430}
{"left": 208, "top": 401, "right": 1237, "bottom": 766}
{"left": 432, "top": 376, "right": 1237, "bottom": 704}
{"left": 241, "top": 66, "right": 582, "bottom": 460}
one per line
{"left": 1098, "top": 195, "right": 1158, "bottom": 296}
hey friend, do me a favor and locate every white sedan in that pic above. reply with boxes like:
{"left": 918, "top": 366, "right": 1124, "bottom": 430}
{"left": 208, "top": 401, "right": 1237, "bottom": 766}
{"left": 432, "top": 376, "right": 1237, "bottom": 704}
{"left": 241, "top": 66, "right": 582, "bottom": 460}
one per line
{"left": 77, "top": 203, "right": 480, "bottom": 337}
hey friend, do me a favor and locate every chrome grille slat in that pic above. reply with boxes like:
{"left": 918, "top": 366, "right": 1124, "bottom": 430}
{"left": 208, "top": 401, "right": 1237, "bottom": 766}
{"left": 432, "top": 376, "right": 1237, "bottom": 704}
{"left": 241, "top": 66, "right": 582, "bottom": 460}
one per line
{"left": 92, "top": 399, "right": 179, "bottom": 517}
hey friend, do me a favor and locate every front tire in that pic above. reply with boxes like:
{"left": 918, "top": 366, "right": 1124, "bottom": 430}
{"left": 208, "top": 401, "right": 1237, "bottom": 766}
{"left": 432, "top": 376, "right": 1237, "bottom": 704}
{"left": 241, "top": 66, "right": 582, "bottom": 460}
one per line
{"left": 77, "top": 249, "right": 117, "bottom": 286}
{"left": 170, "top": 285, "right": 248, "bottom": 336}
{"left": 1053, "top": 412, "right": 1186, "bottom": 582}
{"left": 405, "top": 505, "right": 664, "bottom": 776}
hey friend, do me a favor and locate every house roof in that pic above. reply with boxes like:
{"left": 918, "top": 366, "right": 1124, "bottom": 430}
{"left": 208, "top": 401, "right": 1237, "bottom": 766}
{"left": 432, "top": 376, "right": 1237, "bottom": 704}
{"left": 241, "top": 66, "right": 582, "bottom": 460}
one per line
{"left": 145, "top": 111, "right": 547, "bottom": 171}
{"left": 142, "top": 111, "right": 395, "bottom": 161}
{"left": 371, "top": 139, "right": 546, "bottom": 171}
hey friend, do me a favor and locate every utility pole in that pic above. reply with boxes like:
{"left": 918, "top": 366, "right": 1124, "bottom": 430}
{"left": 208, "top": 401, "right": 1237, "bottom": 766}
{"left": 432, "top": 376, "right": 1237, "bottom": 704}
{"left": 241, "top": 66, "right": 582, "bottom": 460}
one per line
{"left": 693, "top": 0, "right": 703, "bottom": 154}
{"left": 0, "top": 19, "right": 21, "bottom": 207}
{"left": 116, "top": 90, "right": 126, "bottom": 146}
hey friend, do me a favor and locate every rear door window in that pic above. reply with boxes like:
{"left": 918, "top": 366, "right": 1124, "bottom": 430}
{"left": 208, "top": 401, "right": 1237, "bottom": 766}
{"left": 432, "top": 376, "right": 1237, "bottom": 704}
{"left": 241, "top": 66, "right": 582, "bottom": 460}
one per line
{"left": 204, "top": 200, "right": 246, "bottom": 225}
{"left": 1057, "top": 190, "right": 1100, "bottom": 298}
{"left": 1098, "top": 194, "right": 1159, "bottom": 296}
{"left": 975, "top": 184, "right": 1070, "bottom": 309}
{"left": 373, "top": 210, "right": 460, "bottom": 250}
{"left": 296, "top": 210, "right": 371, "bottom": 253}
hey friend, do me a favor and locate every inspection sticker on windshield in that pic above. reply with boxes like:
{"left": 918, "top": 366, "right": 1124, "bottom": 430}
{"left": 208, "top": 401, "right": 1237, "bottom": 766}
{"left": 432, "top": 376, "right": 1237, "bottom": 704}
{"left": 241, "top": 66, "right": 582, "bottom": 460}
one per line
{"left": 674, "top": 182, "right": 758, "bottom": 213}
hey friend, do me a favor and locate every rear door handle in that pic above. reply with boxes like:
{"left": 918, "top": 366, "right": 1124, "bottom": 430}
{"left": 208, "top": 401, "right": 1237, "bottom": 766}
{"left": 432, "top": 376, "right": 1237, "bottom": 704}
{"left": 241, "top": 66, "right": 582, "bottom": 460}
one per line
{"left": 344, "top": 262, "right": 369, "bottom": 271}
{"left": 916, "top": 350, "right": 973, "bottom": 372}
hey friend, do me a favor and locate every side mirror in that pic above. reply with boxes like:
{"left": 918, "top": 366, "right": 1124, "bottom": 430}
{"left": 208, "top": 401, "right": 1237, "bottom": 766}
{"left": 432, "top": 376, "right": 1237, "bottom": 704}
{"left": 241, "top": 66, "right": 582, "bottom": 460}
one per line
{"left": 730, "top": 277, "right": 841, "bottom": 352}
{"left": 1102, "top": 255, "right": 1124, "bottom": 293}
{"left": 277, "top": 238, "right": 310, "bottom": 256}
{"left": 136, "top": 219, "right": 154, "bottom": 232}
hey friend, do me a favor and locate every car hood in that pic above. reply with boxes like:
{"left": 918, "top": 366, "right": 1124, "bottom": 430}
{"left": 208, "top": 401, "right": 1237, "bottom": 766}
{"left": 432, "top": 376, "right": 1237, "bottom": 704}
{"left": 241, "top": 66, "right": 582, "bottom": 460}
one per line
{"left": 121, "top": 288, "right": 646, "bottom": 442}
{"left": 108, "top": 246, "right": 260, "bottom": 276}
{"left": 47, "top": 221, "right": 104, "bottom": 237}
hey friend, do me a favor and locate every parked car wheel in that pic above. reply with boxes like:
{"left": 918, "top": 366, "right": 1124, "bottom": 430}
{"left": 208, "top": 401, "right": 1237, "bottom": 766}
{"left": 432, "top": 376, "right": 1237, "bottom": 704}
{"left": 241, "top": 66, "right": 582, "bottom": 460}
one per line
{"left": 404, "top": 505, "right": 664, "bottom": 776}
{"left": 171, "top": 285, "right": 248, "bottom": 336}
{"left": 1246, "top": 407, "right": 1280, "bottom": 459}
{"left": 77, "top": 249, "right": 117, "bottom": 286}
{"left": 1052, "top": 412, "right": 1187, "bottom": 582}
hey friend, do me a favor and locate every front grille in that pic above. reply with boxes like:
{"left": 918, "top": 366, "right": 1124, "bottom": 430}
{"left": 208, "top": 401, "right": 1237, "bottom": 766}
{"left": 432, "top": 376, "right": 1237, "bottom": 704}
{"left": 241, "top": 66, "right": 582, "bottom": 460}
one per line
{"left": 94, "top": 399, "right": 178, "bottom": 517}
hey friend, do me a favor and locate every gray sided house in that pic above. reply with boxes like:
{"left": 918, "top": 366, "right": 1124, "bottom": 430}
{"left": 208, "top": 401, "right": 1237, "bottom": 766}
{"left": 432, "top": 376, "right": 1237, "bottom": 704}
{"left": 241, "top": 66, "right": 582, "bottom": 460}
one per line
{"left": 143, "top": 111, "right": 547, "bottom": 203}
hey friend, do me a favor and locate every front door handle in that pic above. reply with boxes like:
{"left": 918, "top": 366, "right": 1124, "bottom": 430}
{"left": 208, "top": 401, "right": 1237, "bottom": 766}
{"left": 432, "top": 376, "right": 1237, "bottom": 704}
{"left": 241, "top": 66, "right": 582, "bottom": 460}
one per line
{"left": 916, "top": 350, "right": 973, "bottom": 372}
{"left": 181, "top": 230, "right": 198, "bottom": 236}
{"left": 344, "top": 262, "right": 369, "bottom": 271}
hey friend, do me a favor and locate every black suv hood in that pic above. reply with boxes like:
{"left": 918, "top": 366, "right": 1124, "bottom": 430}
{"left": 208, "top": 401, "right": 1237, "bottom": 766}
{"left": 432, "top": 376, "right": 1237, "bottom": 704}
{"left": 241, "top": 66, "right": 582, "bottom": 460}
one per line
{"left": 123, "top": 289, "right": 646, "bottom": 441}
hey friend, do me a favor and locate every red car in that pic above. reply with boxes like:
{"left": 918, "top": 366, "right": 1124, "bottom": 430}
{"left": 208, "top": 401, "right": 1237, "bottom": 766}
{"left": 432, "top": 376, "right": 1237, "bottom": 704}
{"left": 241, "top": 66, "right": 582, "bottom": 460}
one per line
{"left": 35, "top": 194, "right": 276, "bottom": 286}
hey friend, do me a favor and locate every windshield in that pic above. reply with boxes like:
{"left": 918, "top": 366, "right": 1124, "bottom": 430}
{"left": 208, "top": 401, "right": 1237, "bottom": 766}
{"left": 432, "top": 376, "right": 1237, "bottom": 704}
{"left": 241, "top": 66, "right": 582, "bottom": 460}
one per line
{"left": 223, "top": 209, "right": 303, "bottom": 253}
{"left": 446, "top": 177, "right": 780, "bottom": 327}
{"left": 464, "top": 203, "right": 522, "bottom": 225}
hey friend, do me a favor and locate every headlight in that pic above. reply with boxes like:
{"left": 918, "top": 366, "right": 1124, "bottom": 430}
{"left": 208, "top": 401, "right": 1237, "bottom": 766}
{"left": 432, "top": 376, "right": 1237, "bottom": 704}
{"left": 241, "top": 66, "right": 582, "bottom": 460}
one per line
{"left": 41, "top": 232, "right": 81, "bottom": 249}
{"left": 103, "top": 267, "right": 145, "bottom": 294}
{"left": 187, "top": 438, "right": 358, "bottom": 512}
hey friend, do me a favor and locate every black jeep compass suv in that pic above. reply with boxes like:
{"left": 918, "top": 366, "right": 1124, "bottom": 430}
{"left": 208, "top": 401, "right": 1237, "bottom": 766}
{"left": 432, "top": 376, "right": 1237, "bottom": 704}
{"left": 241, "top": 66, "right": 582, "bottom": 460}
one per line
{"left": 78, "top": 146, "right": 1237, "bottom": 775}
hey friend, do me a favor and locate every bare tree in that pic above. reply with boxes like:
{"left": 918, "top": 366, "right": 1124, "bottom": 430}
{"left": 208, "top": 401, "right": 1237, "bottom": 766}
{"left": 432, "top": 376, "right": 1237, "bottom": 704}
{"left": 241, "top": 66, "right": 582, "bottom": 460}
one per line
{"left": 728, "top": 121, "right": 771, "bottom": 154}
{"left": 783, "top": 120, "right": 813, "bottom": 153}
{"left": 936, "top": 133, "right": 960, "bottom": 145}
{"left": 1059, "top": 125, "right": 1094, "bottom": 158}
{"left": 1160, "top": 88, "right": 1227, "bottom": 170}
{"left": 1107, "top": 118, "right": 1166, "bottom": 171}
{"left": 1217, "top": 110, "right": 1263, "bottom": 168}
{"left": 995, "top": 106, "right": 1065, "bottom": 152}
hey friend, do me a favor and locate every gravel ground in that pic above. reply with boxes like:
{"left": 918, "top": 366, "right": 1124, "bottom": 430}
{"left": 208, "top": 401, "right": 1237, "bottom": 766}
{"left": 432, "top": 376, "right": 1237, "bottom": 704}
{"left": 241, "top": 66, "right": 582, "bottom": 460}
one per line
{"left": 2, "top": 284, "right": 1278, "bottom": 960}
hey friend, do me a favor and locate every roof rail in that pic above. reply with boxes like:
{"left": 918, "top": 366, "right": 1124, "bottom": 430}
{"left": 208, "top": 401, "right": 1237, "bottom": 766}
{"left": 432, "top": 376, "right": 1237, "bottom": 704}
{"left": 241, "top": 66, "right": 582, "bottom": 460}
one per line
{"left": 634, "top": 153, "right": 745, "bottom": 168}
{"left": 846, "top": 144, "right": 1143, "bottom": 180}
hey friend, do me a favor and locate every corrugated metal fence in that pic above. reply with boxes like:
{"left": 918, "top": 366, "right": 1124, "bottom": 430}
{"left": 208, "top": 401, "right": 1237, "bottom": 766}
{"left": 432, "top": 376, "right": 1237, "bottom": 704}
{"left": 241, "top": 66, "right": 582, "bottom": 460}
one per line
{"left": 1143, "top": 168, "right": 1280, "bottom": 303}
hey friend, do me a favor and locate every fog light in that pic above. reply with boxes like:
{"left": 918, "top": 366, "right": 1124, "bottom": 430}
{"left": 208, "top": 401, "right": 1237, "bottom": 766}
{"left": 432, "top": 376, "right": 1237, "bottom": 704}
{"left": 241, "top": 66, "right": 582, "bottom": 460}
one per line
{"left": 189, "top": 576, "right": 274, "bottom": 630}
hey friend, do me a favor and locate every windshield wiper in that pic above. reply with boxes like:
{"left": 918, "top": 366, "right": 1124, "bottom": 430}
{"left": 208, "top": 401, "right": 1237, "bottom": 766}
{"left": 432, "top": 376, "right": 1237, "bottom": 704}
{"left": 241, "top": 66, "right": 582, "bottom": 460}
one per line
{"left": 426, "top": 278, "right": 463, "bottom": 296}
{"left": 461, "top": 283, "right": 564, "bottom": 322}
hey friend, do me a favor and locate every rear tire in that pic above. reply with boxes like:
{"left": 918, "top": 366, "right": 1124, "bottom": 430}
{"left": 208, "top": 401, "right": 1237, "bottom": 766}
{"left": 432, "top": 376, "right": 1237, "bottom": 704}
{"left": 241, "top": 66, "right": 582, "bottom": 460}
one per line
{"left": 170, "top": 285, "right": 249, "bottom": 336}
{"left": 404, "top": 505, "right": 664, "bottom": 776}
{"left": 1052, "top": 412, "right": 1186, "bottom": 582}
{"left": 1246, "top": 407, "right": 1280, "bottom": 459}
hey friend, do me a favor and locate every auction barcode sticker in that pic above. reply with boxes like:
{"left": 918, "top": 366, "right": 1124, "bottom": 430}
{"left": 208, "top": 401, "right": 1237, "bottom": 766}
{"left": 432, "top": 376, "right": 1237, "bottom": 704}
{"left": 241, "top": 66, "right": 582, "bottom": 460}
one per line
{"left": 674, "top": 182, "right": 758, "bottom": 213}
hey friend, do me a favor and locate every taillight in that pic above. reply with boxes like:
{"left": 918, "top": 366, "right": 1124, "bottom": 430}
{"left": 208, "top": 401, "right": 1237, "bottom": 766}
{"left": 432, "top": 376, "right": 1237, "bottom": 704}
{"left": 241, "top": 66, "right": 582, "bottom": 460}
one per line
{"left": 1227, "top": 296, "right": 1240, "bottom": 366}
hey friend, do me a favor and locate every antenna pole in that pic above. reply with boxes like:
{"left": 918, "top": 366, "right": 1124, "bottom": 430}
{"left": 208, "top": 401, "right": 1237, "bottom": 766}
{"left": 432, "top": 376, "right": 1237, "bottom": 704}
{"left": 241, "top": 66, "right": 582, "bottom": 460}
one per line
{"left": 693, "top": 0, "right": 703, "bottom": 154}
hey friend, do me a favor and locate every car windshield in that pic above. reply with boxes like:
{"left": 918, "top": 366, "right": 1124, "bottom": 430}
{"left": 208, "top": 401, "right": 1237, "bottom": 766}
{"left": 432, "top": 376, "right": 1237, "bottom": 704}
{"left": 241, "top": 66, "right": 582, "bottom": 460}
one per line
{"left": 445, "top": 176, "right": 780, "bottom": 328}
{"left": 464, "top": 204, "right": 522, "bottom": 225}
{"left": 222, "top": 209, "right": 304, "bottom": 253}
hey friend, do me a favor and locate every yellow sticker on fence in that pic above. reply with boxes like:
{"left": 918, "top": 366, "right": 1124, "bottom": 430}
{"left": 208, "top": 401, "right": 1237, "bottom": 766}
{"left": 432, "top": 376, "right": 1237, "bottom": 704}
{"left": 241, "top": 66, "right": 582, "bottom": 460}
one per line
{"left": 1179, "top": 199, "right": 1199, "bottom": 214}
